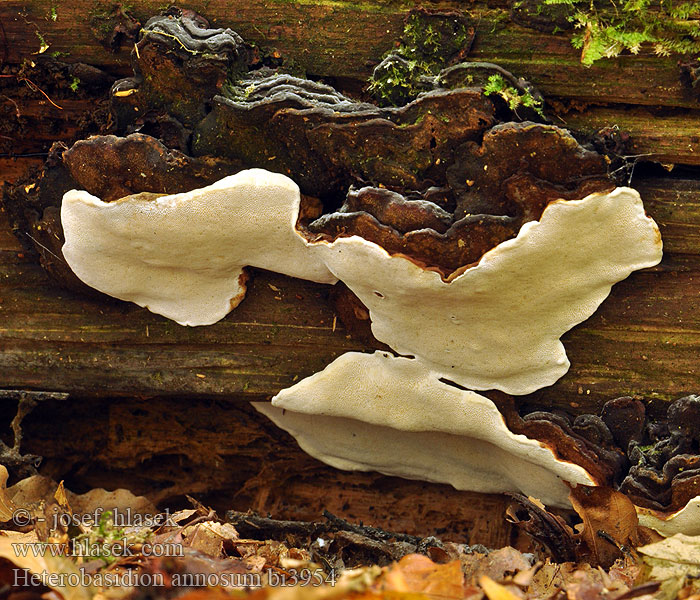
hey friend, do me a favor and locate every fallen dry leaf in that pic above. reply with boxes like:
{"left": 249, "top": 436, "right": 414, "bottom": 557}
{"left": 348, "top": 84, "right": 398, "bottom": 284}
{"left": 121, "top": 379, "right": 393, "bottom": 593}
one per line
{"left": 569, "top": 486, "right": 639, "bottom": 568}
{"left": 638, "top": 534, "right": 700, "bottom": 600}
{"left": 182, "top": 521, "right": 238, "bottom": 559}
{"left": 480, "top": 575, "right": 522, "bottom": 600}
{"left": 0, "top": 530, "right": 94, "bottom": 600}
{"left": 378, "top": 554, "right": 464, "bottom": 597}
{"left": 0, "top": 465, "right": 17, "bottom": 522}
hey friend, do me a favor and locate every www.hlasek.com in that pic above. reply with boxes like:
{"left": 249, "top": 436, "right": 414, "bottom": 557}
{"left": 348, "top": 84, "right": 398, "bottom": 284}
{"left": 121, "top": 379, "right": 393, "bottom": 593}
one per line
{"left": 13, "top": 567, "right": 337, "bottom": 589}
{"left": 11, "top": 539, "right": 184, "bottom": 560}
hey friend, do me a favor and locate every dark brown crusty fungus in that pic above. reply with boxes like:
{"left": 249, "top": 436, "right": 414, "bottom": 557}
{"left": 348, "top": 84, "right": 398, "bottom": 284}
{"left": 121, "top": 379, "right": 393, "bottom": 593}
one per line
{"left": 299, "top": 121, "right": 616, "bottom": 277}
{"left": 62, "top": 133, "right": 243, "bottom": 202}
{"left": 304, "top": 189, "right": 521, "bottom": 277}
{"left": 513, "top": 411, "right": 626, "bottom": 487}
{"left": 111, "top": 7, "right": 249, "bottom": 129}
{"left": 601, "top": 396, "right": 648, "bottom": 452}
{"left": 192, "top": 74, "right": 495, "bottom": 197}
{"left": 446, "top": 121, "right": 613, "bottom": 219}
{"left": 621, "top": 395, "right": 700, "bottom": 514}
{"left": 339, "top": 187, "right": 453, "bottom": 234}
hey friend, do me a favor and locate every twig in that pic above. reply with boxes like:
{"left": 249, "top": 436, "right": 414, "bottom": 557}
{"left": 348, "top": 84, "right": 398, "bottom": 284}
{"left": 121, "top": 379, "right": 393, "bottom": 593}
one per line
{"left": 225, "top": 509, "right": 422, "bottom": 545}
{"left": 24, "top": 232, "right": 67, "bottom": 265}
{"left": 19, "top": 77, "right": 63, "bottom": 110}
{"left": 0, "top": 390, "right": 68, "bottom": 478}
{"left": 1, "top": 94, "right": 20, "bottom": 118}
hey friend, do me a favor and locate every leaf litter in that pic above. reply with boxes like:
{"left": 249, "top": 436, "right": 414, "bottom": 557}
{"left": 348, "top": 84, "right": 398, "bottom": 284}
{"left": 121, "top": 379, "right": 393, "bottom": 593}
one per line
{"left": 0, "top": 475, "right": 698, "bottom": 600}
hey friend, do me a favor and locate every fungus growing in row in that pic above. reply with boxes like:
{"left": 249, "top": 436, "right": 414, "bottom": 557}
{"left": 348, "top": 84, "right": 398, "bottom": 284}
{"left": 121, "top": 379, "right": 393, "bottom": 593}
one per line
{"left": 61, "top": 169, "right": 336, "bottom": 326}
{"left": 300, "top": 187, "right": 662, "bottom": 394}
{"left": 254, "top": 351, "right": 596, "bottom": 508}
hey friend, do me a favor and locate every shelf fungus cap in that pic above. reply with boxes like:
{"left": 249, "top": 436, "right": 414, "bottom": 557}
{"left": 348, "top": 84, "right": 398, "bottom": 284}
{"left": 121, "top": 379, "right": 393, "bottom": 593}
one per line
{"left": 302, "top": 187, "right": 662, "bottom": 395}
{"left": 254, "top": 351, "right": 596, "bottom": 508}
{"left": 61, "top": 169, "right": 337, "bottom": 326}
{"left": 637, "top": 497, "right": 700, "bottom": 536}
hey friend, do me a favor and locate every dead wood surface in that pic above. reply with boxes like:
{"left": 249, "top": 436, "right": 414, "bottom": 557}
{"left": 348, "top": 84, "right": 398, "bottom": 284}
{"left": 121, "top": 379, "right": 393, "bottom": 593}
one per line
{"left": 1, "top": 177, "right": 698, "bottom": 410}
{"left": 2, "top": 0, "right": 700, "bottom": 108}
{"left": 0, "top": 0, "right": 699, "bottom": 547}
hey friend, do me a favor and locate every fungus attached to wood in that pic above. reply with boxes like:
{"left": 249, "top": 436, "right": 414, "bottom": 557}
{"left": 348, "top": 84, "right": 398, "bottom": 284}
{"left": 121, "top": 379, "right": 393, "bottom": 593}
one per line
{"left": 193, "top": 76, "right": 495, "bottom": 197}
{"left": 613, "top": 395, "right": 700, "bottom": 535}
{"left": 637, "top": 498, "right": 700, "bottom": 536}
{"left": 61, "top": 169, "right": 337, "bottom": 326}
{"left": 111, "top": 7, "right": 249, "bottom": 128}
{"left": 254, "top": 351, "right": 596, "bottom": 508}
{"left": 300, "top": 187, "right": 662, "bottom": 395}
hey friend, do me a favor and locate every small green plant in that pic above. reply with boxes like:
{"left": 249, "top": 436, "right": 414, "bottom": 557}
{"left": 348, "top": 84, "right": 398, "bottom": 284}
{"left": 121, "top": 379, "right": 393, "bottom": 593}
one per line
{"left": 483, "top": 74, "right": 545, "bottom": 117}
{"left": 71, "top": 511, "right": 150, "bottom": 565}
{"left": 35, "top": 31, "right": 50, "bottom": 54}
{"left": 69, "top": 76, "right": 80, "bottom": 92}
{"left": 544, "top": 0, "right": 700, "bottom": 65}
{"left": 368, "top": 11, "right": 473, "bottom": 106}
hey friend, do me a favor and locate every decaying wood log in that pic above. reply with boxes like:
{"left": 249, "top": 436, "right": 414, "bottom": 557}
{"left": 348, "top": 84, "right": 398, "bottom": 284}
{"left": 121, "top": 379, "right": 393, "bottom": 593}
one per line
{"left": 0, "top": 393, "right": 519, "bottom": 548}
{"left": 1, "top": 177, "right": 697, "bottom": 408}
{"left": 1, "top": 0, "right": 699, "bottom": 546}
{"left": 1, "top": 0, "right": 699, "bottom": 107}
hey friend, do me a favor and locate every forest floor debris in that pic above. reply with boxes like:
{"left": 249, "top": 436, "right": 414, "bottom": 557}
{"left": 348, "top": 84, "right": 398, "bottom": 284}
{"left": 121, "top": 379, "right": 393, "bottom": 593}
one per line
{"left": 1, "top": 470, "right": 699, "bottom": 600}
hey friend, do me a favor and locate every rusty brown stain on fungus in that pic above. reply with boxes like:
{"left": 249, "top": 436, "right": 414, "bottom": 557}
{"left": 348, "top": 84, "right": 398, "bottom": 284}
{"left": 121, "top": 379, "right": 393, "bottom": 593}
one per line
{"left": 62, "top": 134, "right": 243, "bottom": 202}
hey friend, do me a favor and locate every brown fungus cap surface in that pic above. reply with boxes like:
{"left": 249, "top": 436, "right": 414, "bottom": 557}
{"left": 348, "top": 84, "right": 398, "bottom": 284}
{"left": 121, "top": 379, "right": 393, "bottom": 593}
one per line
{"left": 301, "top": 122, "right": 615, "bottom": 278}
{"left": 193, "top": 76, "right": 495, "bottom": 197}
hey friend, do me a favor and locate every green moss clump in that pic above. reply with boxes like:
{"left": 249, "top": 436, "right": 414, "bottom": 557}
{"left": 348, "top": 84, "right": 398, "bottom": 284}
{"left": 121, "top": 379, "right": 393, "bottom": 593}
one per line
{"left": 368, "top": 11, "right": 473, "bottom": 106}
{"left": 72, "top": 511, "right": 151, "bottom": 565}
{"left": 542, "top": 0, "right": 700, "bottom": 65}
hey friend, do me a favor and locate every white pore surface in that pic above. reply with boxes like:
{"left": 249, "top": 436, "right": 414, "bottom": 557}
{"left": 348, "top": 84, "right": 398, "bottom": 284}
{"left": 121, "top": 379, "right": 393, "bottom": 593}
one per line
{"left": 254, "top": 351, "right": 595, "bottom": 508}
{"left": 61, "top": 169, "right": 337, "bottom": 326}
{"left": 638, "top": 497, "right": 700, "bottom": 536}
{"left": 305, "top": 188, "right": 662, "bottom": 395}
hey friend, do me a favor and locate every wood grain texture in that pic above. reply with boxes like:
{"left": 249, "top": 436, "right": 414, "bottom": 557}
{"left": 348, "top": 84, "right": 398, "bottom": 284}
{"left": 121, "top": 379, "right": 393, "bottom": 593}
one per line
{"left": 1, "top": 0, "right": 698, "bottom": 108}
{"left": 561, "top": 108, "right": 700, "bottom": 167}
{"left": 4, "top": 395, "right": 518, "bottom": 547}
{"left": 1, "top": 0, "right": 699, "bottom": 540}
{"left": 0, "top": 177, "right": 698, "bottom": 413}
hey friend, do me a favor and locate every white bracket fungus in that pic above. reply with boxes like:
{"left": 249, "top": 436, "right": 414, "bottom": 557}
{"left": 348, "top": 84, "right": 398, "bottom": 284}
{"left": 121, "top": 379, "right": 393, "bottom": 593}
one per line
{"left": 61, "top": 169, "right": 337, "bottom": 326}
{"left": 303, "top": 187, "right": 662, "bottom": 395}
{"left": 637, "top": 497, "right": 700, "bottom": 537}
{"left": 61, "top": 169, "right": 667, "bottom": 511}
{"left": 254, "top": 351, "right": 596, "bottom": 508}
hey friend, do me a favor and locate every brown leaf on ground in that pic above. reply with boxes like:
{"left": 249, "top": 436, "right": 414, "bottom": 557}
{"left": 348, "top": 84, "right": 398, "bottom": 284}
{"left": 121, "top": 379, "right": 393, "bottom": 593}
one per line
{"left": 569, "top": 487, "right": 640, "bottom": 568}
{"left": 182, "top": 521, "right": 238, "bottom": 559}
{"left": 6, "top": 476, "right": 156, "bottom": 528}
{"left": 377, "top": 554, "right": 465, "bottom": 598}
{"left": 480, "top": 575, "right": 523, "bottom": 600}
